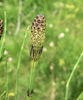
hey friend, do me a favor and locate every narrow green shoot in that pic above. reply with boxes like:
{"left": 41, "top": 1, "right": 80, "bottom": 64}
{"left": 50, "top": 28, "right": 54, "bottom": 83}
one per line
{"left": 27, "top": 61, "right": 37, "bottom": 98}
{"left": 0, "top": 11, "right": 7, "bottom": 59}
{"left": 29, "top": 61, "right": 37, "bottom": 92}
{"left": 15, "top": 26, "right": 29, "bottom": 100}
{"left": 5, "top": 61, "right": 9, "bottom": 100}
{"left": 65, "top": 52, "right": 83, "bottom": 100}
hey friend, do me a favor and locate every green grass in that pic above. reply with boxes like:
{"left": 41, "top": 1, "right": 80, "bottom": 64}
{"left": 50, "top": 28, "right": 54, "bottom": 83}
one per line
{"left": 15, "top": 26, "right": 29, "bottom": 100}
{"left": 0, "top": 0, "right": 83, "bottom": 100}
{"left": 65, "top": 52, "right": 83, "bottom": 100}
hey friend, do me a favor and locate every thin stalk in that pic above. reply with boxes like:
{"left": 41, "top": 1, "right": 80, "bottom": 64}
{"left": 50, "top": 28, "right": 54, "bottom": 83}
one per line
{"left": 0, "top": 11, "right": 7, "bottom": 58}
{"left": 15, "top": 27, "right": 29, "bottom": 100}
{"left": 65, "top": 52, "right": 83, "bottom": 100}
{"left": 29, "top": 61, "right": 36, "bottom": 90}
{"left": 28, "top": 61, "right": 37, "bottom": 97}
{"left": 5, "top": 61, "right": 9, "bottom": 100}
{"left": 29, "top": 62, "right": 34, "bottom": 91}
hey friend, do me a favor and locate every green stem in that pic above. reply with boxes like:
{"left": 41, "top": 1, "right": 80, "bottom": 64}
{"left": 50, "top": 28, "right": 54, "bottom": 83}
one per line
{"left": 0, "top": 11, "right": 7, "bottom": 59}
{"left": 6, "top": 61, "right": 9, "bottom": 100}
{"left": 29, "top": 61, "right": 35, "bottom": 90}
{"left": 15, "top": 27, "right": 29, "bottom": 100}
{"left": 28, "top": 61, "right": 37, "bottom": 97}
{"left": 65, "top": 52, "right": 83, "bottom": 100}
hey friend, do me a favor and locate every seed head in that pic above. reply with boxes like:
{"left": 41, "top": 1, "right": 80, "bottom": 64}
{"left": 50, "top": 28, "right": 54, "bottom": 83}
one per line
{"left": 0, "top": 19, "right": 4, "bottom": 39}
{"left": 30, "top": 14, "right": 46, "bottom": 61}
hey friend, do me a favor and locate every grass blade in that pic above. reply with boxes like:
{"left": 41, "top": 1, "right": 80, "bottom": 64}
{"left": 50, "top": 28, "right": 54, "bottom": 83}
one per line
{"left": 15, "top": 27, "right": 29, "bottom": 100}
{"left": 65, "top": 52, "right": 83, "bottom": 100}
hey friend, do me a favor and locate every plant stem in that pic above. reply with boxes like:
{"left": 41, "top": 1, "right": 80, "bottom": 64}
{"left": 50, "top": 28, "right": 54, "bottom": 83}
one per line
{"left": 28, "top": 61, "right": 37, "bottom": 97}
{"left": 0, "top": 11, "right": 7, "bottom": 59}
{"left": 29, "top": 61, "right": 36, "bottom": 90}
{"left": 15, "top": 27, "right": 29, "bottom": 100}
{"left": 65, "top": 52, "right": 83, "bottom": 100}
{"left": 6, "top": 61, "right": 9, "bottom": 100}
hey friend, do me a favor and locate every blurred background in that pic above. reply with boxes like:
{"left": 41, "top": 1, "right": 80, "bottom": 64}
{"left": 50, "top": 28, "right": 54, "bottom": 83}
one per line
{"left": 0, "top": 0, "right": 83, "bottom": 100}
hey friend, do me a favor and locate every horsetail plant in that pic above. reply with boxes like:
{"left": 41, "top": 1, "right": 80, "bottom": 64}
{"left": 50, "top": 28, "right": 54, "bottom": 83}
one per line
{"left": 0, "top": 11, "right": 6, "bottom": 59}
{"left": 27, "top": 14, "right": 46, "bottom": 97}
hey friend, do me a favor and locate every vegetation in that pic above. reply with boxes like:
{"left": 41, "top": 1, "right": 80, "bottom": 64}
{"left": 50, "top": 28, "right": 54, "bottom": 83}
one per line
{"left": 0, "top": 0, "right": 83, "bottom": 100}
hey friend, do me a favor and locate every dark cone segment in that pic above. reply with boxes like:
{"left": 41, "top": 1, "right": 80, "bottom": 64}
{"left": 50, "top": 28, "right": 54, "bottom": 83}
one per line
{"left": 0, "top": 19, "right": 4, "bottom": 39}
{"left": 27, "top": 88, "right": 34, "bottom": 97}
